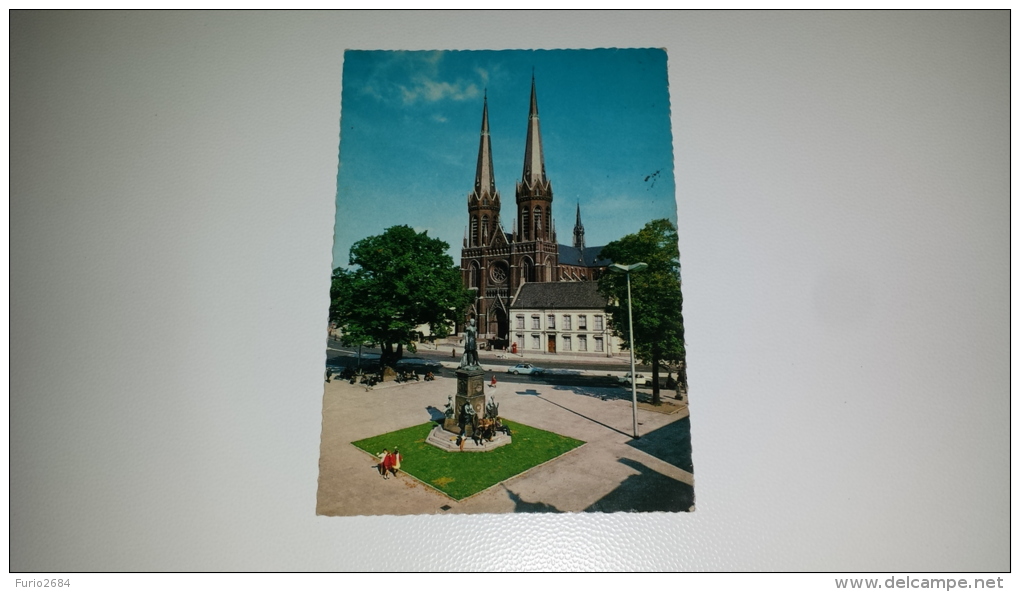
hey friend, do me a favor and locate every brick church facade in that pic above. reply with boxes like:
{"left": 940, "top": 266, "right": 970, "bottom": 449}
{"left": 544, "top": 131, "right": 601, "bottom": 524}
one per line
{"left": 461, "top": 78, "right": 610, "bottom": 347}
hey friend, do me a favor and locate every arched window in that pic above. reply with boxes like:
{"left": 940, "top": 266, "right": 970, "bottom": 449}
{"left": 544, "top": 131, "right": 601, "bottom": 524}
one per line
{"left": 522, "top": 209, "right": 530, "bottom": 240}
{"left": 521, "top": 257, "right": 534, "bottom": 283}
{"left": 469, "top": 262, "right": 479, "bottom": 289}
{"left": 546, "top": 210, "right": 551, "bottom": 234}
{"left": 534, "top": 206, "right": 542, "bottom": 236}
{"left": 471, "top": 216, "right": 478, "bottom": 246}
{"left": 481, "top": 215, "right": 489, "bottom": 244}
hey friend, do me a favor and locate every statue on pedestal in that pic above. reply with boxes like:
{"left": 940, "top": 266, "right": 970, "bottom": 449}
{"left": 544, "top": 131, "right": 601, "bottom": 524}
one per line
{"left": 459, "top": 400, "right": 477, "bottom": 435}
{"left": 458, "top": 318, "right": 480, "bottom": 370}
{"left": 444, "top": 394, "right": 455, "bottom": 420}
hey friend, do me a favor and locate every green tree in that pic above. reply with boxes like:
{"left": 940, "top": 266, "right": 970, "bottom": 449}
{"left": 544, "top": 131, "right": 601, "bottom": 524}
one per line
{"left": 598, "top": 219, "right": 686, "bottom": 405}
{"left": 330, "top": 225, "right": 471, "bottom": 368}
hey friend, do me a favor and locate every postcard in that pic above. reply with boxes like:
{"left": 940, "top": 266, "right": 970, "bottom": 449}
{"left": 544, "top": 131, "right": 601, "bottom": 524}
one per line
{"left": 318, "top": 49, "right": 692, "bottom": 515}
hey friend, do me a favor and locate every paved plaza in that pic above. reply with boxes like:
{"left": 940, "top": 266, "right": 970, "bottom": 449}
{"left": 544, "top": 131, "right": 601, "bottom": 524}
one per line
{"left": 316, "top": 374, "right": 694, "bottom": 515}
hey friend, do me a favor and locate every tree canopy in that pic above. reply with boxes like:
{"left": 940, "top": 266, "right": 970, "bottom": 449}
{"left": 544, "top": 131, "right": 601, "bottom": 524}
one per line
{"left": 597, "top": 219, "right": 686, "bottom": 405}
{"left": 330, "top": 225, "right": 471, "bottom": 367}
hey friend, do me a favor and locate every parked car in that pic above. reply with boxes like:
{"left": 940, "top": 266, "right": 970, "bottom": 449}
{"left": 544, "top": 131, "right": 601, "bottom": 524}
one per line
{"left": 507, "top": 363, "right": 544, "bottom": 376}
{"left": 618, "top": 372, "right": 647, "bottom": 386}
{"left": 619, "top": 372, "right": 670, "bottom": 388}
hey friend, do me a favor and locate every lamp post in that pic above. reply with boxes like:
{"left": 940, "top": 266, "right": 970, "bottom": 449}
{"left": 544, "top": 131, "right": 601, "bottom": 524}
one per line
{"left": 609, "top": 262, "right": 647, "bottom": 439}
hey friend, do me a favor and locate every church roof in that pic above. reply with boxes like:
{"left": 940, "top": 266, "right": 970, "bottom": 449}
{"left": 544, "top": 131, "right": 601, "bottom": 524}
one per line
{"left": 557, "top": 244, "right": 611, "bottom": 267}
{"left": 510, "top": 281, "right": 609, "bottom": 310}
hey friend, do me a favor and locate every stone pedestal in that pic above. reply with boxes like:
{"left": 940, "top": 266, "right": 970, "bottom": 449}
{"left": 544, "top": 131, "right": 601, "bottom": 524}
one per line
{"left": 443, "top": 368, "right": 486, "bottom": 435}
{"left": 426, "top": 424, "right": 511, "bottom": 452}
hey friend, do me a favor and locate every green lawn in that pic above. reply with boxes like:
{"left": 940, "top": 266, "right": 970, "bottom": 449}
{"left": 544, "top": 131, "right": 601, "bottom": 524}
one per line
{"left": 352, "top": 420, "right": 585, "bottom": 500}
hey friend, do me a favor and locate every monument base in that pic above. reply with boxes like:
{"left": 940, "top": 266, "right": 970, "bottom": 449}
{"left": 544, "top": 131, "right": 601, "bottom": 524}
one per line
{"left": 426, "top": 425, "right": 512, "bottom": 452}
{"left": 442, "top": 368, "right": 487, "bottom": 435}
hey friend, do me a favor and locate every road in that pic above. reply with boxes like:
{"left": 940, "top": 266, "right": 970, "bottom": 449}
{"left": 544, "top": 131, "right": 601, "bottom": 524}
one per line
{"left": 324, "top": 340, "right": 654, "bottom": 390}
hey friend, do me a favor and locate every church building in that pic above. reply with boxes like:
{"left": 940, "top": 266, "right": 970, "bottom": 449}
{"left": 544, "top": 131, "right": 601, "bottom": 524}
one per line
{"left": 460, "top": 78, "right": 611, "bottom": 349}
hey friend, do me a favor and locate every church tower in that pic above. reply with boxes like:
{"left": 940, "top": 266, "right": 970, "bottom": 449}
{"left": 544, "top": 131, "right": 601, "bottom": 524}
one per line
{"left": 461, "top": 92, "right": 511, "bottom": 342}
{"left": 513, "top": 75, "right": 558, "bottom": 286}
{"left": 466, "top": 92, "right": 500, "bottom": 250}
{"left": 573, "top": 202, "right": 585, "bottom": 250}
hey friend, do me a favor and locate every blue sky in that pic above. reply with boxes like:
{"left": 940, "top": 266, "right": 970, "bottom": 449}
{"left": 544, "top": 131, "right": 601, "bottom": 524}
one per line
{"left": 333, "top": 49, "right": 677, "bottom": 268}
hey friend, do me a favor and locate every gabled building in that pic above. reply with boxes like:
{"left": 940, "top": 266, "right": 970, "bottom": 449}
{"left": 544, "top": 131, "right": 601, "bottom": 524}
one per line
{"left": 461, "top": 78, "right": 610, "bottom": 347}
{"left": 508, "top": 282, "right": 622, "bottom": 356}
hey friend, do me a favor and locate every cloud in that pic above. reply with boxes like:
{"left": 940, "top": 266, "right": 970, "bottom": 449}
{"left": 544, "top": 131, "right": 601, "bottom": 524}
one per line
{"left": 352, "top": 52, "right": 486, "bottom": 106}
{"left": 360, "top": 83, "right": 383, "bottom": 101}
{"left": 432, "top": 114, "right": 448, "bottom": 123}
{"left": 399, "top": 77, "right": 480, "bottom": 104}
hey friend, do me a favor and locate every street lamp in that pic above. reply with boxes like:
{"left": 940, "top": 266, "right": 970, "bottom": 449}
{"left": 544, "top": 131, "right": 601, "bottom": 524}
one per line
{"left": 608, "top": 261, "right": 647, "bottom": 439}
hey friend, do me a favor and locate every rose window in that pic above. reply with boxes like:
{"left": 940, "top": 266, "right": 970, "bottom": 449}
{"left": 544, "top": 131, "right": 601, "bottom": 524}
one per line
{"left": 490, "top": 263, "right": 508, "bottom": 284}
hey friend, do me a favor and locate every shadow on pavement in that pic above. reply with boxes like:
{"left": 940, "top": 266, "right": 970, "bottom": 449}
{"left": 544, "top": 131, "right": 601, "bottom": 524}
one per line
{"left": 425, "top": 405, "right": 446, "bottom": 422}
{"left": 584, "top": 457, "right": 695, "bottom": 513}
{"left": 531, "top": 395, "right": 632, "bottom": 438}
{"left": 627, "top": 416, "right": 693, "bottom": 473}
{"left": 514, "top": 389, "right": 541, "bottom": 396}
{"left": 501, "top": 484, "right": 564, "bottom": 513}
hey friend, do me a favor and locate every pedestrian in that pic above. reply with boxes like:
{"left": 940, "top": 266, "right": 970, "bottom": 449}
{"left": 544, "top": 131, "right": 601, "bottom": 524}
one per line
{"left": 390, "top": 448, "right": 402, "bottom": 477}
{"left": 377, "top": 448, "right": 390, "bottom": 478}
{"left": 382, "top": 449, "right": 396, "bottom": 479}
{"left": 490, "top": 375, "right": 497, "bottom": 388}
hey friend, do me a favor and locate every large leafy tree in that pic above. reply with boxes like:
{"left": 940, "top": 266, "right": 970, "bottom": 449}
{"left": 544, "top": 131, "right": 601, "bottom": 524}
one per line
{"left": 330, "top": 225, "right": 471, "bottom": 368}
{"left": 598, "top": 219, "right": 686, "bottom": 405}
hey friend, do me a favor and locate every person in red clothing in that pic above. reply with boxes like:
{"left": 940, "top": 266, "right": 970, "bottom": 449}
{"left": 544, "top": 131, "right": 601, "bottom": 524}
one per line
{"left": 389, "top": 448, "right": 402, "bottom": 477}
{"left": 383, "top": 450, "right": 396, "bottom": 479}
{"left": 490, "top": 375, "right": 497, "bottom": 388}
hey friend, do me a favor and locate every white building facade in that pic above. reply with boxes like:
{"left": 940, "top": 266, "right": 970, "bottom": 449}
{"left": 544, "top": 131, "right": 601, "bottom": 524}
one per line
{"left": 508, "top": 282, "right": 623, "bottom": 357}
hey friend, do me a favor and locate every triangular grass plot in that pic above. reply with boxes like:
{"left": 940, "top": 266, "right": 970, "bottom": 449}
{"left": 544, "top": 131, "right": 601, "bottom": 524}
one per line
{"left": 352, "top": 420, "right": 584, "bottom": 500}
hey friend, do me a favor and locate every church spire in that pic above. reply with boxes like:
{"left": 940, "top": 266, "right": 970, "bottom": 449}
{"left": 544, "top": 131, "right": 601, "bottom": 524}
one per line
{"left": 521, "top": 74, "right": 547, "bottom": 188}
{"left": 472, "top": 91, "right": 497, "bottom": 200}
{"left": 573, "top": 201, "right": 585, "bottom": 250}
